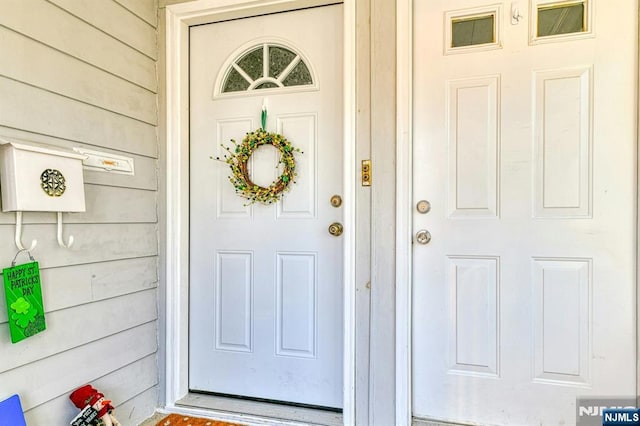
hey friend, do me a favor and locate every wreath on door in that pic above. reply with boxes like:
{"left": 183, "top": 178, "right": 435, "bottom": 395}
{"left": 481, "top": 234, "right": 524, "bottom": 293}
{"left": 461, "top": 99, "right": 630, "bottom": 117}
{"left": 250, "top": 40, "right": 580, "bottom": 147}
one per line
{"left": 219, "top": 127, "right": 302, "bottom": 205}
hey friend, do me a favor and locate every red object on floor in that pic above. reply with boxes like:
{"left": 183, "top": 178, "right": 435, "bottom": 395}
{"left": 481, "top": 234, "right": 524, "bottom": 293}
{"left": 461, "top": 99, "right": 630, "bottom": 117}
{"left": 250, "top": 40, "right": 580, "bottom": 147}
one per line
{"left": 69, "top": 384, "right": 114, "bottom": 418}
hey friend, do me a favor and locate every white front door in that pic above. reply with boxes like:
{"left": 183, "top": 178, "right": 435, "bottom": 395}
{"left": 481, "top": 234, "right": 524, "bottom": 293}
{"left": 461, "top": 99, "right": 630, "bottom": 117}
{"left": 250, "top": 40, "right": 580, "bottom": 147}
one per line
{"left": 412, "top": 1, "right": 637, "bottom": 424}
{"left": 189, "top": 5, "right": 343, "bottom": 408}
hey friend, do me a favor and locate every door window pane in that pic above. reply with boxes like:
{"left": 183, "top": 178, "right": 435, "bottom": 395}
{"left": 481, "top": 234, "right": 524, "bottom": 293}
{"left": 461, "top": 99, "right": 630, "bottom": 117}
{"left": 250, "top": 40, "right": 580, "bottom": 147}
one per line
{"left": 538, "top": 2, "right": 585, "bottom": 37}
{"left": 451, "top": 15, "right": 495, "bottom": 48}
{"left": 220, "top": 44, "right": 315, "bottom": 94}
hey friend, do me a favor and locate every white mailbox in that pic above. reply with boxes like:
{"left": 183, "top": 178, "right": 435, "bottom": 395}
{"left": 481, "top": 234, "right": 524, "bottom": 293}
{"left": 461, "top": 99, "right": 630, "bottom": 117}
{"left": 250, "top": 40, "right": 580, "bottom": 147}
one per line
{"left": 0, "top": 141, "right": 86, "bottom": 213}
{"left": 0, "top": 140, "right": 87, "bottom": 250}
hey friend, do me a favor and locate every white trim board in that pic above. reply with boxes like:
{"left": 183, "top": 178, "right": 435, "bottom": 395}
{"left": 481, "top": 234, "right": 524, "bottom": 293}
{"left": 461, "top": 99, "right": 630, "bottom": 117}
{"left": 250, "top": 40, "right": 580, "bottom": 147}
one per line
{"left": 636, "top": 0, "right": 640, "bottom": 401}
{"left": 395, "top": 0, "right": 413, "bottom": 424}
{"left": 162, "top": 0, "right": 357, "bottom": 424}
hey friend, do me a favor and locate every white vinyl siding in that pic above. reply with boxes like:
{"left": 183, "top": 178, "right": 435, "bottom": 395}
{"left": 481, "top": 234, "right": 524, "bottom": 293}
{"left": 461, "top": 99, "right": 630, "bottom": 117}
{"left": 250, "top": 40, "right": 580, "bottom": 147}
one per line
{"left": 0, "top": 0, "right": 159, "bottom": 425}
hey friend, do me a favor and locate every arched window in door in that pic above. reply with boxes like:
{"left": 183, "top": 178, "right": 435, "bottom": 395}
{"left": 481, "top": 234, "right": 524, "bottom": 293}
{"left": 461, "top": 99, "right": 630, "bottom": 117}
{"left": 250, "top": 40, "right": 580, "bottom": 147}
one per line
{"left": 216, "top": 42, "right": 316, "bottom": 96}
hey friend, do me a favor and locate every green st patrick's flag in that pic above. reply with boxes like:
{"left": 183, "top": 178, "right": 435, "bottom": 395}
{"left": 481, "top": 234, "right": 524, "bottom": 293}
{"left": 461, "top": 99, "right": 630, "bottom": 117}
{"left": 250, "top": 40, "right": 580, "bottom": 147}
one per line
{"left": 3, "top": 261, "right": 46, "bottom": 343}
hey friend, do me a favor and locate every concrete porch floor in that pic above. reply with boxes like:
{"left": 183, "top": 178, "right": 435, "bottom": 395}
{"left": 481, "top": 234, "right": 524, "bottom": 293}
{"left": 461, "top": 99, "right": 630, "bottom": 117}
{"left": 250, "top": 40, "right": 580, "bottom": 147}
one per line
{"left": 139, "top": 411, "right": 170, "bottom": 426}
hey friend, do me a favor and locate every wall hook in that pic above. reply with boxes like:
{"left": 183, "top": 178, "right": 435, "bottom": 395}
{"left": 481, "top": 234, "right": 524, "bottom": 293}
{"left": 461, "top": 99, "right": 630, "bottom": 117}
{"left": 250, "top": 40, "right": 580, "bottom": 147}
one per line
{"left": 57, "top": 212, "right": 74, "bottom": 248}
{"left": 511, "top": 2, "right": 524, "bottom": 24}
{"left": 15, "top": 211, "right": 37, "bottom": 251}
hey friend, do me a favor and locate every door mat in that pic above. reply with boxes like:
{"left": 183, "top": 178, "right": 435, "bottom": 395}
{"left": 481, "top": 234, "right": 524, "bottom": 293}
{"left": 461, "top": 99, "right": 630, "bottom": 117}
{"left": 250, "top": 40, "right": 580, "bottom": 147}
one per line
{"left": 156, "top": 413, "right": 246, "bottom": 426}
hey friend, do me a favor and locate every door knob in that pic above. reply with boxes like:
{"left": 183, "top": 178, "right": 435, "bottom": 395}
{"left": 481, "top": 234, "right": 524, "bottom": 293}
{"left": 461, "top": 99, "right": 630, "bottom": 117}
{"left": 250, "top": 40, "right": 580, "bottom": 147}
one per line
{"left": 328, "top": 222, "right": 343, "bottom": 237}
{"left": 415, "top": 230, "right": 431, "bottom": 244}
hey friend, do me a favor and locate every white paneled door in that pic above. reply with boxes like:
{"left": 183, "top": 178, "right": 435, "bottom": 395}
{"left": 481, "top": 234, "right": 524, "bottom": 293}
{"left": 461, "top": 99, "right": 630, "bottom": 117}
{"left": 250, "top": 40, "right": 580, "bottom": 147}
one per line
{"left": 412, "top": 1, "right": 637, "bottom": 424}
{"left": 189, "top": 5, "right": 343, "bottom": 408}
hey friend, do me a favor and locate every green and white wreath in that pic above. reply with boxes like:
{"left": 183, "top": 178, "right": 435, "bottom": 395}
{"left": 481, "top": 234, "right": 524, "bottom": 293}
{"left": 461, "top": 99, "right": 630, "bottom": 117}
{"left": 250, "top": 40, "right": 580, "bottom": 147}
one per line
{"left": 219, "top": 128, "right": 302, "bottom": 205}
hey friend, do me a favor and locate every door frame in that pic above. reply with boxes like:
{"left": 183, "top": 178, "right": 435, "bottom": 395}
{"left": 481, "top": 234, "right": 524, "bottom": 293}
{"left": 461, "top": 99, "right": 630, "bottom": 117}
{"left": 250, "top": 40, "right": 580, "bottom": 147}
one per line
{"left": 394, "top": 1, "right": 640, "bottom": 425}
{"left": 161, "top": 0, "right": 357, "bottom": 424}
{"left": 395, "top": 0, "right": 412, "bottom": 423}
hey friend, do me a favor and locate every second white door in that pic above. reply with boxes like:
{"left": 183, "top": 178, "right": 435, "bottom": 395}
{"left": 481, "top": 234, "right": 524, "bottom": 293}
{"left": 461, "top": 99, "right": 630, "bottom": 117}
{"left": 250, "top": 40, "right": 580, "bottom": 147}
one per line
{"left": 412, "top": 1, "right": 637, "bottom": 424}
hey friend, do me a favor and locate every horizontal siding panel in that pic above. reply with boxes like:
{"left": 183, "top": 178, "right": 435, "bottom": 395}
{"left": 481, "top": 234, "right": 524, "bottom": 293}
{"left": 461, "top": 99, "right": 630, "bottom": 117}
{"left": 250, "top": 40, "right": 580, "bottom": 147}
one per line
{"left": 23, "top": 354, "right": 158, "bottom": 425}
{"left": 160, "top": 0, "right": 198, "bottom": 7}
{"left": 80, "top": 185, "right": 158, "bottom": 223}
{"left": 48, "top": 0, "right": 157, "bottom": 60}
{"left": 0, "top": 185, "right": 157, "bottom": 225}
{"left": 0, "top": 289, "right": 157, "bottom": 373}
{"left": 0, "top": 0, "right": 157, "bottom": 92}
{"left": 72, "top": 257, "right": 158, "bottom": 301}
{"left": 0, "top": 26, "right": 157, "bottom": 125}
{"left": 115, "top": 385, "right": 159, "bottom": 426}
{"left": 0, "top": 77, "right": 157, "bottom": 158}
{"left": 0, "top": 321, "right": 157, "bottom": 411}
{"left": 73, "top": 185, "right": 158, "bottom": 223}
{"left": 0, "top": 257, "right": 158, "bottom": 323}
{"left": 115, "top": 0, "right": 158, "bottom": 28}
{"left": 0, "top": 223, "right": 157, "bottom": 269}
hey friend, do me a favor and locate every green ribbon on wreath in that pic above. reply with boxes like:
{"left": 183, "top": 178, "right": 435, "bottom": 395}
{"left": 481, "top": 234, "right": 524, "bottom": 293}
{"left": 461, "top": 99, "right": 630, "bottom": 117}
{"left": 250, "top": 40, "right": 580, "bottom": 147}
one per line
{"left": 261, "top": 104, "right": 267, "bottom": 130}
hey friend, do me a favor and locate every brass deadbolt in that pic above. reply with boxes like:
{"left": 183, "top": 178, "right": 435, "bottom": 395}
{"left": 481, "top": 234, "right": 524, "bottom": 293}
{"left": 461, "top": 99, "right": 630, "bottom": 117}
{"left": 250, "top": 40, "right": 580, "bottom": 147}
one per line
{"left": 416, "top": 200, "right": 431, "bottom": 214}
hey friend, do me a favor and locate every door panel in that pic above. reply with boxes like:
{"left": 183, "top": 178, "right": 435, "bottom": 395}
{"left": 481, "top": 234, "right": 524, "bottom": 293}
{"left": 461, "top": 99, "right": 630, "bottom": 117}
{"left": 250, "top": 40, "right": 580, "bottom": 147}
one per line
{"left": 189, "top": 5, "right": 343, "bottom": 408}
{"left": 412, "top": 1, "right": 637, "bottom": 424}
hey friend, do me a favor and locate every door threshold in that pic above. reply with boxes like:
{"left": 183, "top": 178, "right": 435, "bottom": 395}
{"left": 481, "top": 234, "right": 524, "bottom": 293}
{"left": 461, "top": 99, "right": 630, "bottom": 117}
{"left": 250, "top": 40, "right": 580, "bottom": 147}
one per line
{"left": 176, "top": 393, "right": 343, "bottom": 426}
{"left": 413, "top": 416, "right": 487, "bottom": 426}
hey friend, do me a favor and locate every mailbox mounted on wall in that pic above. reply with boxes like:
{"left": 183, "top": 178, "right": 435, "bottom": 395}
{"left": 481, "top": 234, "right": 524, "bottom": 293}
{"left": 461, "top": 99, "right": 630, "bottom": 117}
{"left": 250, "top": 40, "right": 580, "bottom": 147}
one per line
{"left": 0, "top": 141, "right": 86, "bottom": 212}
{"left": 0, "top": 139, "right": 86, "bottom": 250}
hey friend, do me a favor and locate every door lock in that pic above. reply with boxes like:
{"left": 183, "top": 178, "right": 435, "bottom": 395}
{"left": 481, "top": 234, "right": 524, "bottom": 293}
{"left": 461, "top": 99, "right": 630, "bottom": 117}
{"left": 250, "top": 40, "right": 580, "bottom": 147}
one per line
{"left": 328, "top": 222, "right": 344, "bottom": 237}
{"left": 415, "top": 230, "right": 431, "bottom": 245}
{"left": 416, "top": 200, "right": 431, "bottom": 214}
